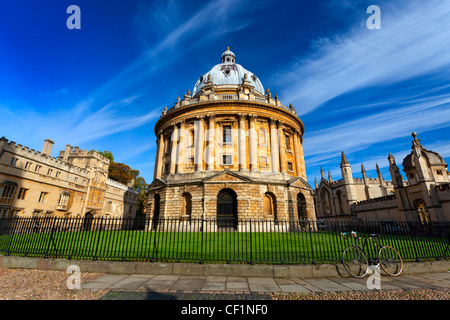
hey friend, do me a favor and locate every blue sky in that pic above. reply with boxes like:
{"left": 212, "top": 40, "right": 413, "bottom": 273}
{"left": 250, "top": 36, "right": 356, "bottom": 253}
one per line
{"left": 1, "top": 0, "right": 450, "bottom": 187}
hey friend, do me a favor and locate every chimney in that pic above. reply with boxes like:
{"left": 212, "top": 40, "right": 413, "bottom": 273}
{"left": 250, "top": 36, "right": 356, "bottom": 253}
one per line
{"left": 42, "top": 139, "right": 54, "bottom": 157}
{"left": 63, "top": 144, "right": 73, "bottom": 162}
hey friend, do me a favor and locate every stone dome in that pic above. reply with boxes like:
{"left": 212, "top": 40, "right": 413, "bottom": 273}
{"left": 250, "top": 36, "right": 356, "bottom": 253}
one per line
{"left": 402, "top": 132, "right": 447, "bottom": 170}
{"left": 402, "top": 149, "right": 446, "bottom": 169}
{"left": 192, "top": 48, "right": 265, "bottom": 96}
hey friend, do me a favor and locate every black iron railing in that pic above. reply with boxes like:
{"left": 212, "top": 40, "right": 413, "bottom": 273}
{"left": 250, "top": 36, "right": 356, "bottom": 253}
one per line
{"left": 0, "top": 217, "right": 448, "bottom": 264}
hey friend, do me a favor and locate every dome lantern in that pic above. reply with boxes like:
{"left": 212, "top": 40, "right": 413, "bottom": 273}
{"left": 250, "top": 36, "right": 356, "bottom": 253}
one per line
{"left": 192, "top": 48, "right": 265, "bottom": 96}
{"left": 221, "top": 47, "right": 236, "bottom": 63}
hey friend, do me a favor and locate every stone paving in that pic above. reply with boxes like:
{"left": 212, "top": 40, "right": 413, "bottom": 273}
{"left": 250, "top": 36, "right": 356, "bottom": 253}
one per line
{"left": 82, "top": 271, "right": 450, "bottom": 300}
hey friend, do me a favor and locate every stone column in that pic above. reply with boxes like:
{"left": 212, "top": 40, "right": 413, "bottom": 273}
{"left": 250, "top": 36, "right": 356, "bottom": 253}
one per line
{"left": 238, "top": 113, "right": 248, "bottom": 171}
{"left": 155, "top": 130, "right": 165, "bottom": 178}
{"left": 269, "top": 118, "right": 280, "bottom": 174}
{"left": 206, "top": 114, "right": 215, "bottom": 171}
{"left": 278, "top": 121, "right": 287, "bottom": 174}
{"left": 195, "top": 115, "right": 205, "bottom": 172}
{"left": 298, "top": 133, "right": 306, "bottom": 179}
{"left": 177, "top": 120, "right": 185, "bottom": 174}
{"left": 170, "top": 124, "right": 179, "bottom": 174}
{"left": 249, "top": 114, "right": 258, "bottom": 171}
{"left": 293, "top": 130, "right": 302, "bottom": 178}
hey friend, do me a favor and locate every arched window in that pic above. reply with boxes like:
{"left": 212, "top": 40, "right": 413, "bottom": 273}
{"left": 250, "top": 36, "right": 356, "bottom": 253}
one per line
{"left": 182, "top": 192, "right": 192, "bottom": 217}
{"left": 321, "top": 189, "right": 332, "bottom": 215}
{"left": 263, "top": 192, "right": 276, "bottom": 217}
{"left": 414, "top": 199, "right": 430, "bottom": 224}
{"left": 336, "top": 190, "right": 344, "bottom": 214}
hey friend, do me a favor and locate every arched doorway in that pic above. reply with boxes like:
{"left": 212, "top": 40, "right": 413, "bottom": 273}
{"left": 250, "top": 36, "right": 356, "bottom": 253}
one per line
{"left": 152, "top": 194, "right": 160, "bottom": 230}
{"left": 83, "top": 212, "right": 94, "bottom": 231}
{"left": 297, "top": 193, "right": 307, "bottom": 220}
{"left": 217, "top": 189, "right": 237, "bottom": 230}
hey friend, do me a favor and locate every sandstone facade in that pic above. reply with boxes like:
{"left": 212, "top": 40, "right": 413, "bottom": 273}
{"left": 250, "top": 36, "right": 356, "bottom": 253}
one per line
{"left": 147, "top": 49, "right": 315, "bottom": 222}
{"left": 0, "top": 137, "right": 138, "bottom": 219}
{"left": 313, "top": 133, "right": 450, "bottom": 222}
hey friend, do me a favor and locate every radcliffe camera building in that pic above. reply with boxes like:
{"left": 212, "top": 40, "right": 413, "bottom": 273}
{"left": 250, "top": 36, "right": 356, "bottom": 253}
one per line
{"left": 147, "top": 48, "right": 315, "bottom": 225}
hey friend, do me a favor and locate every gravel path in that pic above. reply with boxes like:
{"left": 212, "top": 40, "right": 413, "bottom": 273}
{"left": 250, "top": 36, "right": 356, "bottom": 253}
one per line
{"left": 0, "top": 267, "right": 448, "bottom": 300}
{"left": 0, "top": 267, "right": 108, "bottom": 300}
{"left": 272, "top": 288, "right": 450, "bottom": 300}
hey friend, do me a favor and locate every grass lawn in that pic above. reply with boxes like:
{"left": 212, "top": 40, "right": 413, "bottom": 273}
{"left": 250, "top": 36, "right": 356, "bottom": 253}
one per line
{"left": 1, "top": 229, "right": 448, "bottom": 264}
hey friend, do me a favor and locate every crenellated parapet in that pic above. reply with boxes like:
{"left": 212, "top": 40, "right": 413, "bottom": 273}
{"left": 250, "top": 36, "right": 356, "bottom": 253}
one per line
{"left": 0, "top": 136, "right": 90, "bottom": 176}
{"left": 106, "top": 178, "right": 139, "bottom": 195}
{"left": 353, "top": 194, "right": 396, "bottom": 206}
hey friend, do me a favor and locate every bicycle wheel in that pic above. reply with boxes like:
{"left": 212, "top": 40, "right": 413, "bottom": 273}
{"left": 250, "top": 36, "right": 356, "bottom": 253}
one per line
{"left": 342, "top": 246, "right": 369, "bottom": 278}
{"left": 378, "top": 246, "right": 403, "bottom": 276}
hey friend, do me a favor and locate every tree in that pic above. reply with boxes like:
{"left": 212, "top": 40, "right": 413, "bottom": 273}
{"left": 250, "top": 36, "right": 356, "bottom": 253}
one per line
{"left": 108, "top": 162, "right": 139, "bottom": 185}
{"left": 134, "top": 176, "right": 149, "bottom": 216}
{"left": 98, "top": 150, "right": 114, "bottom": 164}
{"left": 97, "top": 150, "right": 148, "bottom": 216}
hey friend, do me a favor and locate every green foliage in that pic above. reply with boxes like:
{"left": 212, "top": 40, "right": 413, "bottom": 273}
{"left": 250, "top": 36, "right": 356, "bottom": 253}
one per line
{"left": 98, "top": 150, "right": 114, "bottom": 164}
{"left": 133, "top": 176, "right": 149, "bottom": 216}
{"left": 95, "top": 150, "right": 148, "bottom": 215}
{"left": 108, "top": 162, "right": 139, "bottom": 185}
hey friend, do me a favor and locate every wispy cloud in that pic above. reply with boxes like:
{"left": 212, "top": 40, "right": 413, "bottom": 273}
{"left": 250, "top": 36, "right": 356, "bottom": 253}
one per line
{"left": 277, "top": 0, "right": 450, "bottom": 183}
{"left": 277, "top": 0, "right": 450, "bottom": 114}
{"left": 3, "top": 0, "right": 264, "bottom": 149}
{"left": 59, "top": 0, "right": 264, "bottom": 145}
{"left": 304, "top": 92, "right": 450, "bottom": 175}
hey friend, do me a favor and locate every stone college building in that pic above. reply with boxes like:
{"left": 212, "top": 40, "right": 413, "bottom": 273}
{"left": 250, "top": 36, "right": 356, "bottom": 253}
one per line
{"left": 0, "top": 137, "right": 138, "bottom": 219}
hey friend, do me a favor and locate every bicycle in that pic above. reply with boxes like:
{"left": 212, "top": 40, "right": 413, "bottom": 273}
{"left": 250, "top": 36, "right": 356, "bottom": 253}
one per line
{"left": 341, "top": 231, "right": 403, "bottom": 278}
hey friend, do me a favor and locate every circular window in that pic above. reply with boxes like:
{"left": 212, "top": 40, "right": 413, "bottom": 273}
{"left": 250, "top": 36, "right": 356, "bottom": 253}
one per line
{"left": 224, "top": 68, "right": 231, "bottom": 76}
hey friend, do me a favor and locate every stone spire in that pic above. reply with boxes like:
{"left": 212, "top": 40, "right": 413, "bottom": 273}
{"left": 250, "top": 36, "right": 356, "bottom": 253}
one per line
{"left": 376, "top": 163, "right": 383, "bottom": 183}
{"left": 388, "top": 153, "right": 404, "bottom": 188}
{"left": 340, "top": 151, "right": 349, "bottom": 166}
{"left": 361, "top": 163, "right": 371, "bottom": 199}
{"left": 376, "top": 163, "right": 388, "bottom": 196}
{"left": 361, "top": 163, "right": 368, "bottom": 181}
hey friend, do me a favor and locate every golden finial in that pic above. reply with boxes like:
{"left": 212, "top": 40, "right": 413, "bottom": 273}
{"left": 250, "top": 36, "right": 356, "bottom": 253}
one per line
{"left": 227, "top": 46, "right": 230, "bottom": 51}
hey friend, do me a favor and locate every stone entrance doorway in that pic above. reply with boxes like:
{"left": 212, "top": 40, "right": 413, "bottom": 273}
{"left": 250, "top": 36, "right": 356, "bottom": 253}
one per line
{"left": 83, "top": 212, "right": 94, "bottom": 231}
{"left": 217, "top": 188, "right": 237, "bottom": 230}
{"left": 152, "top": 194, "right": 160, "bottom": 230}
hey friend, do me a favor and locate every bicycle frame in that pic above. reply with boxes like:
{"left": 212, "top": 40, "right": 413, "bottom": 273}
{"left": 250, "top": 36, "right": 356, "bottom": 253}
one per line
{"left": 341, "top": 231, "right": 404, "bottom": 278}
{"left": 342, "top": 231, "right": 380, "bottom": 265}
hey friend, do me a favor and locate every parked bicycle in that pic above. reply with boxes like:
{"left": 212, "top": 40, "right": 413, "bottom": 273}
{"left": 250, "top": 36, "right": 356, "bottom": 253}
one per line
{"left": 341, "top": 231, "right": 403, "bottom": 278}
